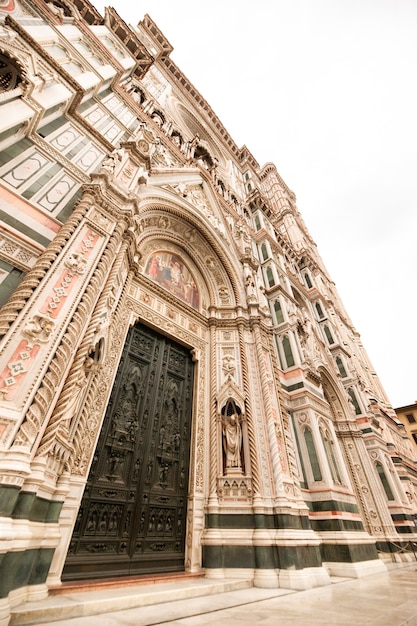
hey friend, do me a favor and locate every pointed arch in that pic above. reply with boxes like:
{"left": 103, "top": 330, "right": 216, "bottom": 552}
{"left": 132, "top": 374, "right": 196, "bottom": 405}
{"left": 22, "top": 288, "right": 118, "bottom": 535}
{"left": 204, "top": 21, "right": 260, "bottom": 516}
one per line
{"left": 136, "top": 186, "right": 246, "bottom": 309}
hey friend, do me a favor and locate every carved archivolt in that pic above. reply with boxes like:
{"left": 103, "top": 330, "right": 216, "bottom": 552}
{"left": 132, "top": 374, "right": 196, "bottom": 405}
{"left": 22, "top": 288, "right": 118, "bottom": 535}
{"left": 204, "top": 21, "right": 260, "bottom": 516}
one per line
{"left": 136, "top": 211, "right": 238, "bottom": 310}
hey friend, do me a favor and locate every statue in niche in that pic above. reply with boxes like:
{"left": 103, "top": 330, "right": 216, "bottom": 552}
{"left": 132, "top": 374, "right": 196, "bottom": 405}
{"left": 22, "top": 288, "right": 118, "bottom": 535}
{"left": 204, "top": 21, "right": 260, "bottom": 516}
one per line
{"left": 222, "top": 412, "right": 243, "bottom": 472}
{"left": 244, "top": 267, "right": 257, "bottom": 302}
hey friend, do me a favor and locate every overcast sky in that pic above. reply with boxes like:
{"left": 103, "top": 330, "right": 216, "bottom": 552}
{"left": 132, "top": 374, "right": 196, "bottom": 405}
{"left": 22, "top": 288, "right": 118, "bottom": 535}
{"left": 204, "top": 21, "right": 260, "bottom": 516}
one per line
{"left": 94, "top": 0, "right": 416, "bottom": 408}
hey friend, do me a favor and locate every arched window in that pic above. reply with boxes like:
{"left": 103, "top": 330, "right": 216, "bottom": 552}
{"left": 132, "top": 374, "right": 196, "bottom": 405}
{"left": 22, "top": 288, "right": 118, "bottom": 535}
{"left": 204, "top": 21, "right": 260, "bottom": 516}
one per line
{"left": 335, "top": 356, "right": 348, "bottom": 378}
{"left": 304, "top": 428, "right": 322, "bottom": 482}
{"left": 304, "top": 272, "right": 313, "bottom": 289}
{"left": 315, "top": 302, "right": 325, "bottom": 319}
{"left": 261, "top": 243, "right": 269, "bottom": 261}
{"left": 376, "top": 462, "right": 394, "bottom": 501}
{"left": 282, "top": 335, "right": 295, "bottom": 368}
{"left": 347, "top": 388, "right": 362, "bottom": 415}
{"left": 266, "top": 266, "right": 275, "bottom": 287}
{"left": 324, "top": 325, "right": 334, "bottom": 345}
{"left": 321, "top": 428, "right": 341, "bottom": 483}
{"left": 254, "top": 213, "right": 262, "bottom": 230}
{"left": 273, "top": 300, "right": 284, "bottom": 324}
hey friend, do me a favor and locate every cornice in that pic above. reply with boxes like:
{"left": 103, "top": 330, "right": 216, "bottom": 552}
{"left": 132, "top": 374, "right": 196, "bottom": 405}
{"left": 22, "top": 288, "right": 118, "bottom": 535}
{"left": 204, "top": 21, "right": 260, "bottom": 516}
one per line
{"left": 105, "top": 7, "right": 154, "bottom": 80}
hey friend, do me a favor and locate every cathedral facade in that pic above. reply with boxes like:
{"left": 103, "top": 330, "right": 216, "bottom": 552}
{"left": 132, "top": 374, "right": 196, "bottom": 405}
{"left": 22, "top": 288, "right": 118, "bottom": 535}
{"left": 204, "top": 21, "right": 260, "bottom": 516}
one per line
{"left": 0, "top": 1, "right": 416, "bottom": 623}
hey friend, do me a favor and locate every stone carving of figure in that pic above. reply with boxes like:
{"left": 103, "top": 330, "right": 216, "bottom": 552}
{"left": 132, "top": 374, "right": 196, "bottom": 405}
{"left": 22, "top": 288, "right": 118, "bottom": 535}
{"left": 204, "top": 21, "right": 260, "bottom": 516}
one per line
{"left": 23, "top": 314, "right": 55, "bottom": 344}
{"left": 223, "top": 413, "right": 242, "bottom": 471}
{"left": 244, "top": 266, "right": 257, "bottom": 302}
{"left": 222, "top": 354, "right": 236, "bottom": 379}
{"left": 101, "top": 148, "right": 125, "bottom": 174}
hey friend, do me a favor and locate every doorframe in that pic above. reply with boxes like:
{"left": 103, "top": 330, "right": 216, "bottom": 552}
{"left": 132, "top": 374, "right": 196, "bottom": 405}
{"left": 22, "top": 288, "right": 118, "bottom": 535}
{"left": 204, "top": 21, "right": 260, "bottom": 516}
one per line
{"left": 47, "top": 291, "right": 209, "bottom": 586}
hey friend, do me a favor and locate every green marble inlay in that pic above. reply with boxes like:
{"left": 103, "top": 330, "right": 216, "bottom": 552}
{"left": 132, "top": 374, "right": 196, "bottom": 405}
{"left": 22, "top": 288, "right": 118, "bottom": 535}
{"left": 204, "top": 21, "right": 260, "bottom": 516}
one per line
{"left": 320, "top": 542, "right": 377, "bottom": 563}
{"left": 0, "top": 485, "right": 20, "bottom": 517}
{"left": 0, "top": 548, "right": 54, "bottom": 598}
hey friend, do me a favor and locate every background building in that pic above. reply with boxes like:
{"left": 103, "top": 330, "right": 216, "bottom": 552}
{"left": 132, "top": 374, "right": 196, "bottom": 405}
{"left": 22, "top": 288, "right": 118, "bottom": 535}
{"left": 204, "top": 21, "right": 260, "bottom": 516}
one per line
{"left": 0, "top": 1, "right": 416, "bottom": 624}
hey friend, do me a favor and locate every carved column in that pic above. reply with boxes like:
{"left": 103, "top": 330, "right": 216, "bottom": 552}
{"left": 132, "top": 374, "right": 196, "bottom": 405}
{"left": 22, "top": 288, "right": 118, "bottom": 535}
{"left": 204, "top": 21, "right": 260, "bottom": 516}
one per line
{"left": 237, "top": 319, "right": 262, "bottom": 501}
{"left": 0, "top": 194, "right": 92, "bottom": 338}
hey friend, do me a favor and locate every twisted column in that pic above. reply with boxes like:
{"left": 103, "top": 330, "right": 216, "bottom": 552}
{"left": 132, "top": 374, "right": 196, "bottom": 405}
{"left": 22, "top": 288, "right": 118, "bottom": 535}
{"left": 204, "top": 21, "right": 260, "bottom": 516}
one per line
{"left": 35, "top": 235, "right": 129, "bottom": 460}
{"left": 237, "top": 319, "right": 261, "bottom": 498}
{"left": 252, "top": 321, "right": 284, "bottom": 495}
{"left": 13, "top": 219, "right": 126, "bottom": 453}
{"left": 208, "top": 317, "right": 218, "bottom": 502}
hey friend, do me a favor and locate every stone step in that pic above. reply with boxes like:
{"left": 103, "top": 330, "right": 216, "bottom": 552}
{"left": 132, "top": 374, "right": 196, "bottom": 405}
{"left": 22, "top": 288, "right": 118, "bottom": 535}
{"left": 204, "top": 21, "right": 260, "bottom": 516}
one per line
{"left": 9, "top": 576, "right": 254, "bottom": 625}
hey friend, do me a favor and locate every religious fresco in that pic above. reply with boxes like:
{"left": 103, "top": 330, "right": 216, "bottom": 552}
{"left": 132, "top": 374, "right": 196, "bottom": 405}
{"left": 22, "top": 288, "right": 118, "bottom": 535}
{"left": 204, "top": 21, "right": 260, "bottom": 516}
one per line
{"left": 145, "top": 252, "right": 199, "bottom": 309}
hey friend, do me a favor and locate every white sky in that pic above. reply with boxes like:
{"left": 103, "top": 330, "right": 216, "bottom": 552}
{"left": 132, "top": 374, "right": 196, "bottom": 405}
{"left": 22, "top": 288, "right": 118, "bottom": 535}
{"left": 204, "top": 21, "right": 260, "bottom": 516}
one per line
{"left": 94, "top": 0, "right": 416, "bottom": 408}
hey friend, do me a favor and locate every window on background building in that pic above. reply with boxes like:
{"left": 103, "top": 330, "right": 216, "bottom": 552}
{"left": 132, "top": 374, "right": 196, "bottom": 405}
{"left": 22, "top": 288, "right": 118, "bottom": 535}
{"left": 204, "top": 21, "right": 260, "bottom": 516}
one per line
{"left": 406, "top": 413, "right": 416, "bottom": 424}
{"left": 282, "top": 335, "right": 295, "bottom": 368}
{"left": 335, "top": 356, "right": 348, "bottom": 378}
{"left": 304, "top": 428, "right": 322, "bottom": 482}
{"left": 376, "top": 462, "right": 395, "bottom": 501}
{"left": 348, "top": 388, "right": 362, "bottom": 415}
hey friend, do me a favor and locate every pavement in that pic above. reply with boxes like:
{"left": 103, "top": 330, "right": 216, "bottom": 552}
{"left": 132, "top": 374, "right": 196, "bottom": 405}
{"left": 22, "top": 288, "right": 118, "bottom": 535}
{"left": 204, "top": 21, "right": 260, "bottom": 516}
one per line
{"left": 10, "top": 562, "right": 417, "bottom": 626}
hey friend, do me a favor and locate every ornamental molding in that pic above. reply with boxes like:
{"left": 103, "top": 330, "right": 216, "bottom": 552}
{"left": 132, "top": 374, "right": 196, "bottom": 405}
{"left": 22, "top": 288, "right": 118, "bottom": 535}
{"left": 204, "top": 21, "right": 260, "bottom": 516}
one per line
{"left": 0, "top": 230, "right": 41, "bottom": 271}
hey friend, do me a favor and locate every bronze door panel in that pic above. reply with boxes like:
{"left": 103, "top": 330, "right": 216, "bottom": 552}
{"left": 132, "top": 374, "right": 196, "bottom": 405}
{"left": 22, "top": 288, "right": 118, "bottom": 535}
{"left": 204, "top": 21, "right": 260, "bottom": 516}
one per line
{"left": 63, "top": 323, "right": 194, "bottom": 580}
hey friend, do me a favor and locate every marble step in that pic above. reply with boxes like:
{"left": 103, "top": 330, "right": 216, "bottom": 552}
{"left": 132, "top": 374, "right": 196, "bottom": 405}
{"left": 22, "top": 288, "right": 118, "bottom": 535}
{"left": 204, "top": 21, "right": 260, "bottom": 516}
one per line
{"left": 10, "top": 576, "right": 253, "bottom": 625}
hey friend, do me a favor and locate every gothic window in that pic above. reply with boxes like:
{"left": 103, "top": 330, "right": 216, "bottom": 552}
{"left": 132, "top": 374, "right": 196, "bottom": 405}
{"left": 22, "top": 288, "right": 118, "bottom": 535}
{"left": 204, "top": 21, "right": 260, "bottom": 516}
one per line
{"left": 273, "top": 299, "right": 284, "bottom": 324}
{"left": 304, "top": 428, "right": 322, "bottom": 482}
{"left": 348, "top": 388, "right": 362, "bottom": 415}
{"left": 304, "top": 272, "right": 313, "bottom": 289}
{"left": 266, "top": 266, "right": 275, "bottom": 287}
{"left": 376, "top": 462, "right": 395, "bottom": 501}
{"left": 320, "top": 427, "right": 341, "bottom": 483}
{"left": 315, "top": 302, "right": 325, "bottom": 319}
{"left": 260, "top": 243, "right": 269, "bottom": 261}
{"left": 282, "top": 335, "right": 295, "bottom": 368}
{"left": 335, "top": 356, "right": 348, "bottom": 378}
{"left": 254, "top": 213, "right": 262, "bottom": 231}
{"left": 324, "top": 324, "right": 335, "bottom": 345}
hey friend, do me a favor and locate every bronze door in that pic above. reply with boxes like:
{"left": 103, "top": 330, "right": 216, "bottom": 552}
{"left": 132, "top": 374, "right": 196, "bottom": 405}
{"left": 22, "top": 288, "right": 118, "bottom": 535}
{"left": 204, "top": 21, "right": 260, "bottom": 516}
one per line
{"left": 63, "top": 323, "right": 194, "bottom": 580}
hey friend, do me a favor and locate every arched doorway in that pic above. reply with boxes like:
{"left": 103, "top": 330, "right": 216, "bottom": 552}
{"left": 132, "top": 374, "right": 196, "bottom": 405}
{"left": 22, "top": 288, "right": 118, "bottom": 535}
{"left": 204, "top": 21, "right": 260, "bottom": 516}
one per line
{"left": 62, "top": 322, "right": 194, "bottom": 580}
